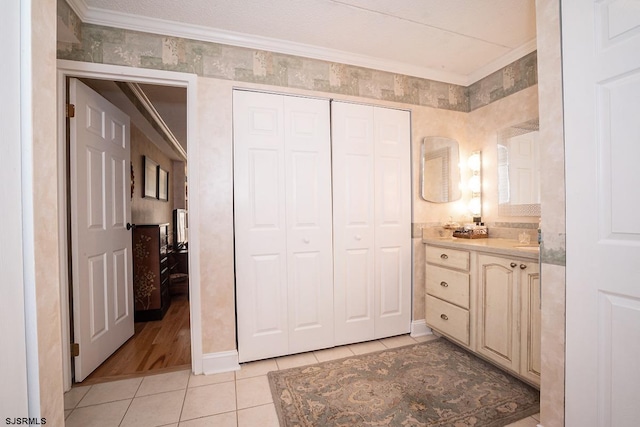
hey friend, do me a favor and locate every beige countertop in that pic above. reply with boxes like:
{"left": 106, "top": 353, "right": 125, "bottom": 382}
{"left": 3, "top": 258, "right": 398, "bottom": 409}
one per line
{"left": 422, "top": 233, "right": 540, "bottom": 261}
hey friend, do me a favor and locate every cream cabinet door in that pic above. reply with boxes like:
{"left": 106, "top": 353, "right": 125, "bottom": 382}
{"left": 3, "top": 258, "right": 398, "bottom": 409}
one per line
{"left": 520, "top": 261, "right": 541, "bottom": 386}
{"left": 476, "top": 254, "right": 520, "bottom": 372}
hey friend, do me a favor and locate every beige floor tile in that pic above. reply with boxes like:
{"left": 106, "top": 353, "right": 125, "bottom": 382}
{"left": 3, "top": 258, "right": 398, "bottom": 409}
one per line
{"left": 237, "top": 403, "right": 279, "bottom": 427}
{"left": 121, "top": 389, "right": 185, "bottom": 427}
{"left": 379, "top": 334, "right": 417, "bottom": 348}
{"left": 64, "top": 409, "right": 73, "bottom": 419}
{"left": 412, "top": 334, "right": 439, "bottom": 343}
{"left": 64, "top": 399, "right": 130, "bottom": 427}
{"left": 532, "top": 412, "right": 540, "bottom": 421}
{"left": 137, "top": 369, "right": 190, "bottom": 397}
{"left": 505, "top": 416, "right": 540, "bottom": 427}
{"left": 313, "top": 346, "right": 354, "bottom": 362}
{"left": 179, "top": 411, "right": 237, "bottom": 426}
{"left": 64, "top": 385, "right": 91, "bottom": 409}
{"left": 235, "top": 359, "right": 278, "bottom": 380}
{"left": 348, "top": 340, "right": 386, "bottom": 355}
{"left": 181, "top": 381, "right": 236, "bottom": 421}
{"left": 77, "top": 377, "right": 142, "bottom": 407}
{"left": 275, "top": 352, "right": 317, "bottom": 370}
{"left": 188, "top": 371, "right": 236, "bottom": 388}
{"left": 236, "top": 375, "right": 273, "bottom": 409}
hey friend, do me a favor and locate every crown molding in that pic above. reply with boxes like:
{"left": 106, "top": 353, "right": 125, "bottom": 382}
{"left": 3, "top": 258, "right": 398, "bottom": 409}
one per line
{"left": 466, "top": 38, "right": 538, "bottom": 85}
{"left": 65, "top": 0, "right": 536, "bottom": 87}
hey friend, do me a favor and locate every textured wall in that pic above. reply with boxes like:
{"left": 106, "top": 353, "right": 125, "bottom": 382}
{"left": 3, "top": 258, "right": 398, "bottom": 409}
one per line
{"left": 130, "top": 124, "right": 174, "bottom": 237}
{"left": 35, "top": 0, "right": 65, "bottom": 424}
{"left": 536, "top": 0, "right": 566, "bottom": 425}
{"left": 55, "top": 0, "right": 545, "bottom": 357}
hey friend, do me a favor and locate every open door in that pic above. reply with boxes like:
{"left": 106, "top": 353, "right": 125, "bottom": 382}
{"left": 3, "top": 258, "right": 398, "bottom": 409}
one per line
{"left": 563, "top": 1, "right": 640, "bottom": 425}
{"left": 69, "top": 78, "right": 134, "bottom": 382}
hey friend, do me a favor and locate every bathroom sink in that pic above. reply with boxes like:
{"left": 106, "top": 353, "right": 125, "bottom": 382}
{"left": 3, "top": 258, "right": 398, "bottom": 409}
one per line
{"left": 514, "top": 245, "right": 540, "bottom": 252}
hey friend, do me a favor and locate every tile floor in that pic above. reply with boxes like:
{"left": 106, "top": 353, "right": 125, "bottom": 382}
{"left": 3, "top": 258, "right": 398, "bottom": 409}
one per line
{"left": 64, "top": 334, "right": 540, "bottom": 427}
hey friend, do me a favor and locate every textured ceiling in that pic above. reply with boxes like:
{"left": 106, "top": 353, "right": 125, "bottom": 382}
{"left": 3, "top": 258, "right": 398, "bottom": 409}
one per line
{"left": 72, "top": 0, "right": 537, "bottom": 85}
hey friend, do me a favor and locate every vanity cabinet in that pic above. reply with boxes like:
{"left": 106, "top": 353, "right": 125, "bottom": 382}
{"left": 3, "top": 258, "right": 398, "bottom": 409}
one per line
{"left": 424, "top": 241, "right": 540, "bottom": 387}
{"left": 476, "top": 254, "right": 523, "bottom": 372}
{"left": 520, "top": 262, "right": 541, "bottom": 384}
{"left": 424, "top": 246, "right": 472, "bottom": 347}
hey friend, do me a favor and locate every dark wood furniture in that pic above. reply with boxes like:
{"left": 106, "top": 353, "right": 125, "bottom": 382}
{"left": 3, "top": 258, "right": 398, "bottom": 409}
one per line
{"left": 168, "top": 250, "right": 189, "bottom": 296}
{"left": 133, "top": 224, "right": 171, "bottom": 321}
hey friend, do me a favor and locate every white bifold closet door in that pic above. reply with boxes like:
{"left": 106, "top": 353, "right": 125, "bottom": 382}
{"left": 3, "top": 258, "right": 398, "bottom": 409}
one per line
{"left": 332, "top": 102, "right": 412, "bottom": 346}
{"left": 234, "top": 90, "right": 334, "bottom": 362}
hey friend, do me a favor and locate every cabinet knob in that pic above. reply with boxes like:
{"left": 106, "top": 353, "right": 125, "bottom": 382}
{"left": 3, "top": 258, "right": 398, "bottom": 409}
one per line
{"left": 520, "top": 264, "right": 527, "bottom": 270}
{"left": 440, "top": 253, "right": 449, "bottom": 260}
{"left": 126, "top": 222, "right": 136, "bottom": 231}
{"left": 303, "top": 238, "right": 310, "bottom": 244}
{"left": 440, "top": 314, "right": 448, "bottom": 320}
{"left": 355, "top": 235, "right": 362, "bottom": 241}
{"left": 510, "top": 262, "right": 517, "bottom": 268}
{"left": 440, "top": 281, "right": 448, "bottom": 287}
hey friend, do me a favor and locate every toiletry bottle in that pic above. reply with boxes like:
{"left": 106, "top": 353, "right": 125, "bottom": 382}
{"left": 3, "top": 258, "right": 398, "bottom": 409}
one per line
{"left": 537, "top": 218, "right": 542, "bottom": 244}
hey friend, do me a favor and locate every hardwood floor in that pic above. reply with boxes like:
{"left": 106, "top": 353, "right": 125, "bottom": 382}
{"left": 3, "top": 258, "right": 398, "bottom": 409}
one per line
{"left": 80, "top": 294, "right": 191, "bottom": 385}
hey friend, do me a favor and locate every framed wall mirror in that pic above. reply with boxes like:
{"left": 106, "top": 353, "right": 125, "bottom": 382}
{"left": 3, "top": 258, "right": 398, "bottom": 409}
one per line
{"left": 420, "top": 136, "right": 462, "bottom": 203}
{"left": 497, "top": 118, "right": 541, "bottom": 216}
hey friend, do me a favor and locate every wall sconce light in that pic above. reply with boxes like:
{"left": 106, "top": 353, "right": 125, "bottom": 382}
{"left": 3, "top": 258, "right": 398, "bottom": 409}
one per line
{"left": 468, "top": 151, "right": 482, "bottom": 217}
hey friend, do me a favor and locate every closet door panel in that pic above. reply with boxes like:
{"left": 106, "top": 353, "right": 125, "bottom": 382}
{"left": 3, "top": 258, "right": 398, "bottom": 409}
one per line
{"left": 234, "top": 91, "right": 288, "bottom": 362}
{"left": 332, "top": 102, "right": 376, "bottom": 345}
{"left": 373, "top": 107, "right": 412, "bottom": 338}
{"left": 285, "top": 96, "right": 334, "bottom": 353}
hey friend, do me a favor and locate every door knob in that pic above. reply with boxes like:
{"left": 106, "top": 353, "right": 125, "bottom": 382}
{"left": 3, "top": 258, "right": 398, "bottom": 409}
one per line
{"left": 126, "top": 223, "right": 136, "bottom": 231}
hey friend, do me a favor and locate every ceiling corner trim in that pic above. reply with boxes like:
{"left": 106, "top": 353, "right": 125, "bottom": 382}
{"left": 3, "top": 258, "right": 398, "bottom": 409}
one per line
{"left": 465, "top": 38, "right": 538, "bottom": 86}
{"left": 65, "top": 0, "right": 89, "bottom": 22}
{"left": 67, "top": 4, "right": 470, "bottom": 86}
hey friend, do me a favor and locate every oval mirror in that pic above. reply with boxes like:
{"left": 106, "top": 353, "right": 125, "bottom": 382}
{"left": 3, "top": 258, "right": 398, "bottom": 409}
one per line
{"left": 420, "top": 136, "right": 461, "bottom": 203}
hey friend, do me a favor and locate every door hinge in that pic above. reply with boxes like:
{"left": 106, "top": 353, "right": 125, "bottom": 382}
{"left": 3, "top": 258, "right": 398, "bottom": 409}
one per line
{"left": 66, "top": 103, "right": 76, "bottom": 118}
{"left": 71, "top": 342, "right": 80, "bottom": 357}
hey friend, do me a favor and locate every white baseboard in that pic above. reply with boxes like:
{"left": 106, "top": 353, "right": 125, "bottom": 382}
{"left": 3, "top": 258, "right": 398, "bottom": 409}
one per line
{"left": 201, "top": 350, "right": 241, "bottom": 375}
{"left": 410, "top": 320, "right": 433, "bottom": 337}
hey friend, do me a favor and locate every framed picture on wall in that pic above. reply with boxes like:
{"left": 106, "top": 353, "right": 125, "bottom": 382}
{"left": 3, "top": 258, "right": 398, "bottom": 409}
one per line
{"left": 143, "top": 156, "right": 158, "bottom": 198}
{"left": 158, "top": 168, "right": 169, "bottom": 201}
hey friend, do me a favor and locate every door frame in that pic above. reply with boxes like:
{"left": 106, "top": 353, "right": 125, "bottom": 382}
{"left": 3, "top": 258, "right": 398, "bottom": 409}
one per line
{"left": 57, "top": 60, "right": 201, "bottom": 390}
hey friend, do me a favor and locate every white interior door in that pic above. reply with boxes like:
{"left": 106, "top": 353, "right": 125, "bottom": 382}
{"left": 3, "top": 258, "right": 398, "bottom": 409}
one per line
{"left": 234, "top": 90, "right": 333, "bottom": 362}
{"left": 70, "top": 78, "right": 134, "bottom": 382}
{"left": 234, "top": 91, "right": 289, "bottom": 362}
{"left": 332, "top": 102, "right": 376, "bottom": 345}
{"left": 563, "top": 1, "right": 640, "bottom": 425}
{"left": 373, "top": 107, "right": 411, "bottom": 338}
{"left": 284, "top": 96, "right": 334, "bottom": 354}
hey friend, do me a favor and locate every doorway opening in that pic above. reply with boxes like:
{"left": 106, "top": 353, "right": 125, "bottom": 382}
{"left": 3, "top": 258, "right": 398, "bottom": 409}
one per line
{"left": 57, "top": 61, "right": 202, "bottom": 390}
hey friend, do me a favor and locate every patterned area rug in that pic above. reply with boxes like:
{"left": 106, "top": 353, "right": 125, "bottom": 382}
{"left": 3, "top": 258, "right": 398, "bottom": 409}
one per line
{"left": 268, "top": 338, "right": 539, "bottom": 426}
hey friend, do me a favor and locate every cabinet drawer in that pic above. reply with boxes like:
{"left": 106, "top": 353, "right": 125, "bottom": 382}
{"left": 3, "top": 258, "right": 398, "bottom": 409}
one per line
{"left": 425, "top": 246, "right": 470, "bottom": 271}
{"left": 426, "top": 295, "right": 469, "bottom": 346}
{"left": 426, "top": 266, "right": 470, "bottom": 309}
